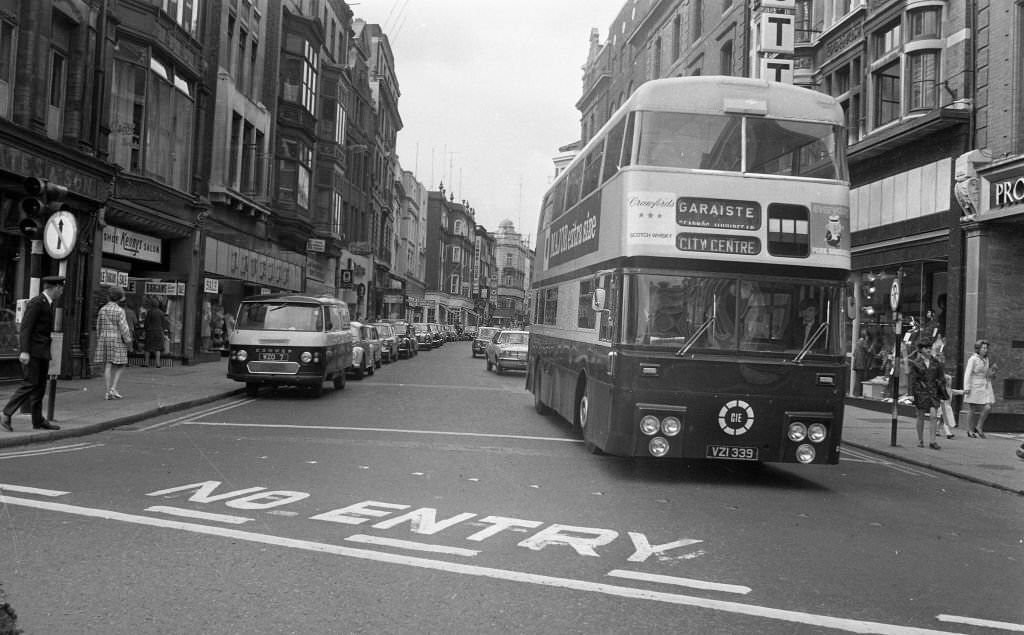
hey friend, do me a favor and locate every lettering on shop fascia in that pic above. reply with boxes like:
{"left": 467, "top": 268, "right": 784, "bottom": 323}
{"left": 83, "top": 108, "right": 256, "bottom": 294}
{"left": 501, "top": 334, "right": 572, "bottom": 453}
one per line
{"left": 147, "top": 481, "right": 703, "bottom": 563}
{"left": 991, "top": 174, "right": 1024, "bottom": 210}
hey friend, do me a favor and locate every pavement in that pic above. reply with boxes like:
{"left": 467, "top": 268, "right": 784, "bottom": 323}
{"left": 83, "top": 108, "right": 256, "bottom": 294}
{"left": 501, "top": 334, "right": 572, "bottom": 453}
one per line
{"left": 1, "top": 361, "right": 1021, "bottom": 495}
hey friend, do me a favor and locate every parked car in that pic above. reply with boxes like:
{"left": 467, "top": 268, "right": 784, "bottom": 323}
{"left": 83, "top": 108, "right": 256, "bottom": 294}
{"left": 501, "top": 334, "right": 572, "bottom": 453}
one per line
{"left": 428, "top": 323, "right": 445, "bottom": 348}
{"left": 389, "top": 320, "right": 418, "bottom": 358}
{"left": 485, "top": 329, "right": 530, "bottom": 374}
{"left": 350, "top": 321, "right": 382, "bottom": 369}
{"left": 464, "top": 325, "right": 478, "bottom": 339}
{"left": 472, "top": 326, "right": 500, "bottom": 358}
{"left": 411, "top": 323, "right": 434, "bottom": 350}
{"left": 373, "top": 322, "right": 398, "bottom": 363}
{"left": 346, "top": 323, "right": 375, "bottom": 379}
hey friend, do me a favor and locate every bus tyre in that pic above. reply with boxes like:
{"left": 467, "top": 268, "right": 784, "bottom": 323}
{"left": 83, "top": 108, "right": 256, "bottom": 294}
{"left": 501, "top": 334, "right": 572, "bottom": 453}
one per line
{"left": 533, "top": 365, "right": 552, "bottom": 415}
{"left": 333, "top": 372, "right": 346, "bottom": 390}
{"left": 245, "top": 383, "right": 260, "bottom": 397}
{"left": 575, "top": 384, "right": 602, "bottom": 454}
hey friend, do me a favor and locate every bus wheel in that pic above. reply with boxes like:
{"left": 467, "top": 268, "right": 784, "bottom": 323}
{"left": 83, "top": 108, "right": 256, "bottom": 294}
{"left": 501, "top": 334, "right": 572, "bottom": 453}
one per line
{"left": 333, "top": 372, "right": 346, "bottom": 390}
{"left": 533, "top": 364, "right": 552, "bottom": 415}
{"left": 575, "top": 383, "right": 602, "bottom": 454}
{"left": 245, "top": 383, "right": 260, "bottom": 397}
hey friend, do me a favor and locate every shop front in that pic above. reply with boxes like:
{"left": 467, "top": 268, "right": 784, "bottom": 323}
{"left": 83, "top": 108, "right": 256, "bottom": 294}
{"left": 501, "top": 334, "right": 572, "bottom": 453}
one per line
{"left": 202, "top": 237, "right": 304, "bottom": 356}
{"left": 963, "top": 157, "right": 1024, "bottom": 429}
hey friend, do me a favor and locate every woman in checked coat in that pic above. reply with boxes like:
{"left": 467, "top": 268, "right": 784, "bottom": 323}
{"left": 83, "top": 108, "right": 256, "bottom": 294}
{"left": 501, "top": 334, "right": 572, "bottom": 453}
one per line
{"left": 94, "top": 285, "right": 132, "bottom": 400}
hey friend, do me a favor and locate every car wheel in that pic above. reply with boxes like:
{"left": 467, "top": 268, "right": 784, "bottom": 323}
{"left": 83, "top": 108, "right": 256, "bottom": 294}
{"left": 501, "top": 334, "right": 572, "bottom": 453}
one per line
{"left": 245, "top": 382, "right": 260, "bottom": 397}
{"left": 333, "top": 372, "right": 346, "bottom": 390}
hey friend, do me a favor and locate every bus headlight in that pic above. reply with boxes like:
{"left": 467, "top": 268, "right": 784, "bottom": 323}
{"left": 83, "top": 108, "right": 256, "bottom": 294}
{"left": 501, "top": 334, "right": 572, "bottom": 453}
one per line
{"left": 808, "top": 423, "right": 828, "bottom": 443}
{"left": 300, "top": 351, "right": 313, "bottom": 364}
{"left": 661, "top": 416, "right": 681, "bottom": 437}
{"left": 234, "top": 349, "right": 248, "bottom": 362}
{"left": 787, "top": 422, "right": 808, "bottom": 442}
{"left": 640, "top": 415, "right": 660, "bottom": 436}
{"left": 649, "top": 437, "right": 670, "bottom": 457}
{"left": 796, "top": 444, "right": 816, "bottom": 463}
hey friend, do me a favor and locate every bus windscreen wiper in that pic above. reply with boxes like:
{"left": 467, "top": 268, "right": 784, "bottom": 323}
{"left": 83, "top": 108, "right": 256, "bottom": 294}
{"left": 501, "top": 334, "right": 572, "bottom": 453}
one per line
{"left": 676, "top": 295, "right": 716, "bottom": 357}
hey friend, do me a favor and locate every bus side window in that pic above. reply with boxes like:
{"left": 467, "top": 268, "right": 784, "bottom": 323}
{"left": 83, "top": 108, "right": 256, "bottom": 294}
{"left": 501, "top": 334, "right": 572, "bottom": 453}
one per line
{"left": 314, "top": 309, "right": 325, "bottom": 332}
{"left": 602, "top": 118, "right": 627, "bottom": 182}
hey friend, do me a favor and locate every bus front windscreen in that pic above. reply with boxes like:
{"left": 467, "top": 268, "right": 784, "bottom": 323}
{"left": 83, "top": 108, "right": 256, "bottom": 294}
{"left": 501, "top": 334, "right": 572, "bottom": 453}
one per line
{"left": 625, "top": 274, "right": 844, "bottom": 355}
{"left": 635, "top": 111, "right": 846, "bottom": 180}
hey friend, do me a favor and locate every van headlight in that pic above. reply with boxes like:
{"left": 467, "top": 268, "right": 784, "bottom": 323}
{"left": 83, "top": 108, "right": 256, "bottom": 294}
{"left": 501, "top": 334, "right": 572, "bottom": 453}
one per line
{"left": 234, "top": 349, "right": 248, "bottom": 361}
{"left": 300, "top": 351, "right": 313, "bottom": 363}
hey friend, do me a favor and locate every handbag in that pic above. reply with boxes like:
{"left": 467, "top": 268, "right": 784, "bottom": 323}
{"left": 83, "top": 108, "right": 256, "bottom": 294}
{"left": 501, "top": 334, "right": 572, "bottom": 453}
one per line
{"left": 162, "top": 333, "right": 171, "bottom": 354}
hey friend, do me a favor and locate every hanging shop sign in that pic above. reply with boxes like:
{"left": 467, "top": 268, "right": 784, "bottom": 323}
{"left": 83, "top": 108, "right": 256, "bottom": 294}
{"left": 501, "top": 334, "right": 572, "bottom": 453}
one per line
{"left": 100, "top": 268, "right": 130, "bottom": 287}
{"left": 144, "top": 281, "right": 185, "bottom": 296}
{"left": 102, "top": 225, "right": 162, "bottom": 264}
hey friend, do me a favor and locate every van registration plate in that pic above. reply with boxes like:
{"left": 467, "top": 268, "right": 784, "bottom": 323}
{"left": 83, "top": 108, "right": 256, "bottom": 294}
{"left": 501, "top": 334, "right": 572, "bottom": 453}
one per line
{"left": 259, "top": 352, "right": 288, "bottom": 361}
{"left": 706, "top": 446, "right": 758, "bottom": 461}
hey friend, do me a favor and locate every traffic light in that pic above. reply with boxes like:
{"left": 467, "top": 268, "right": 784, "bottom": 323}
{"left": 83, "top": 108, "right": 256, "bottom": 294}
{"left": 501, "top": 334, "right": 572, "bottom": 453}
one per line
{"left": 19, "top": 176, "right": 68, "bottom": 237}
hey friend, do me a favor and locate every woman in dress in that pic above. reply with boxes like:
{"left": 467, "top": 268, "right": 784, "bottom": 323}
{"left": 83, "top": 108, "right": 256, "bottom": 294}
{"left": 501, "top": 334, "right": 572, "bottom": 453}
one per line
{"left": 963, "top": 339, "right": 996, "bottom": 438}
{"left": 94, "top": 286, "right": 132, "bottom": 400}
{"left": 143, "top": 298, "right": 170, "bottom": 368}
{"left": 908, "top": 337, "right": 946, "bottom": 449}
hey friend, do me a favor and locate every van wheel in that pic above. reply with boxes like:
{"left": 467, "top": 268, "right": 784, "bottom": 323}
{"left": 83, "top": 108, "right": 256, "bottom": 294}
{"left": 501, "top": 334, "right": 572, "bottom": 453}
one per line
{"left": 352, "top": 364, "right": 365, "bottom": 380}
{"left": 245, "top": 383, "right": 260, "bottom": 397}
{"left": 333, "top": 372, "right": 346, "bottom": 390}
{"left": 310, "top": 382, "right": 324, "bottom": 398}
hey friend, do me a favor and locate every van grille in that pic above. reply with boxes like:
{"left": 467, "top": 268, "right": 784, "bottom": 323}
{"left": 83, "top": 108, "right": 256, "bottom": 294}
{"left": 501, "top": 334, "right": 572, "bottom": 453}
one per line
{"left": 247, "top": 361, "right": 300, "bottom": 374}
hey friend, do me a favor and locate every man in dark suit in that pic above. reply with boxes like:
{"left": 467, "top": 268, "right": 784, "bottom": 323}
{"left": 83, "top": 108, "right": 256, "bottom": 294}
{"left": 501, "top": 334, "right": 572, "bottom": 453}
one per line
{"left": 788, "top": 297, "right": 825, "bottom": 351}
{"left": 1, "top": 275, "right": 65, "bottom": 432}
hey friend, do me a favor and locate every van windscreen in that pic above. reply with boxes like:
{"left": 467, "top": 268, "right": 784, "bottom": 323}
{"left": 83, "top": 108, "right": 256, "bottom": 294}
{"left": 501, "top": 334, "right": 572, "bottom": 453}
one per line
{"left": 237, "top": 302, "right": 324, "bottom": 331}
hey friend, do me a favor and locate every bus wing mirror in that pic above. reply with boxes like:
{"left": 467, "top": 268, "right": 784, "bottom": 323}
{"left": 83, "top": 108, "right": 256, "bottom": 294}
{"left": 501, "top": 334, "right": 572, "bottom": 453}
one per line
{"left": 592, "top": 288, "right": 606, "bottom": 312}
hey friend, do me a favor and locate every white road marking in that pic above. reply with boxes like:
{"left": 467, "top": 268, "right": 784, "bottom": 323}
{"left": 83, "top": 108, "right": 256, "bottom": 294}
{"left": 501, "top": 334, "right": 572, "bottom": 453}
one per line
{"left": 0, "top": 443, "right": 103, "bottom": 460}
{"left": 346, "top": 534, "right": 480, "bottom": 557}
{"left": 607, "top": 569, "right": 751, "bottom": 595}
{"left": 937, "top": 614, "right": 1024, "bottom": 632}
{"left": 144, "top": 505, "right": 254, "bottom": 525}
{"left": 2, "top": 494, "right": 961, "bottom": 634}
{"left": 181, "top": 421, "right": 583, "bottom": 444}
{"left": 0, "top": 483, "right": 69, "bottom": 497}
{"left": 137, "top": 399, "right": 255, "bottom": 432}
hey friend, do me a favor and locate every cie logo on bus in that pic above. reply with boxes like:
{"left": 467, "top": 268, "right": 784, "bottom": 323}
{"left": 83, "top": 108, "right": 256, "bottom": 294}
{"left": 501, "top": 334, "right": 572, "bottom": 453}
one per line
{"left": 718, "top": 400, "right": 755, "bottom": 436}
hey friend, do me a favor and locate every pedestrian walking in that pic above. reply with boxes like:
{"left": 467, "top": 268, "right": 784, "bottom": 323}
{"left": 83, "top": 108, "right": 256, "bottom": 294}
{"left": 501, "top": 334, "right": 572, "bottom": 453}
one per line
{"left": 143, "top": 298, "right": 170, "bottom": 368}
{"left": 852, "top": 332, "right": 871, "bottom": 396}
{"left": 123, "top": 302, "right": 139, "bottom": 353}
{"left": 908, "top": 337, "right": 946, "bottom": 449}
{"left": 1, "top": 276, "right": 65, "bottom": 432}
{"left": 963, "top": 339, "right": 996, "bottom": 438}
{"left": 94, "top": 285, "right": 133, "bottom": 400}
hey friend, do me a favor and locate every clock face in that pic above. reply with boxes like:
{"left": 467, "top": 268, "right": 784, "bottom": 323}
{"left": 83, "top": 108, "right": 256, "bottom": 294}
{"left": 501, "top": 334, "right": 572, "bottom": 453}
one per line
{"left": 44, "top": 210, "right": 79, "bottom": 259}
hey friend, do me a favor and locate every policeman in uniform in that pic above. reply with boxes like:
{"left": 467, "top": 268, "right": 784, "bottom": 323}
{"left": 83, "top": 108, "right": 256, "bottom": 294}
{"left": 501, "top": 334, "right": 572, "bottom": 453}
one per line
{"left": 1, "top": 275, "right": 65, "bottom": 432}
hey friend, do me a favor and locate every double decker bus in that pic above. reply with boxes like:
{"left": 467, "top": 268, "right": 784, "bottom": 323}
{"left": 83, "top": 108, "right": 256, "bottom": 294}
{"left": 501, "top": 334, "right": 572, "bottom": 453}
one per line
{"left": 527, "top": 77, "right": 850, "bottom": 464}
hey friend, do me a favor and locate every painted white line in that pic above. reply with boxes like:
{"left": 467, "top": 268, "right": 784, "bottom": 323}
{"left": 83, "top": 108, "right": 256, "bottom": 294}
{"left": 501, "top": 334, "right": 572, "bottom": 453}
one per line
{"left": 607, "top": 569, "right": 752, "bottom": 595}
{"left": 181, "top": 421, "right": 583, "bottom": 444}
{"left": 3, "top": 494, "right": 957, "bottom": 635}
{"left": 841, "top": 448, "right": 937, "bottom": 478}
{"left": 144, "top": 505, "right": 254, "bottom": 525}
{"left": 937, "top": 614, "right": 1024, "bottom": 632}
{"left": 358, "top": 382, "right": 523, "bottom": 392}
{"left": 346, "top": 534, "right": 480, "bottom": 557}
{"left": 0, "top": 443, "right": 101, "bottom": 460}
{"left": 0, "top": 483, "right": 70, "bottom": 497}
{"left": 138, "top": 398, "right": 255, "bottom": 432}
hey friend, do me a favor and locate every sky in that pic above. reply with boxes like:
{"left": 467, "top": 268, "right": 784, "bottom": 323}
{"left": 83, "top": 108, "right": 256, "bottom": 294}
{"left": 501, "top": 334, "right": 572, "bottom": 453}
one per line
{"left": 353, "top": 0, "right": 626, "bottom": 246}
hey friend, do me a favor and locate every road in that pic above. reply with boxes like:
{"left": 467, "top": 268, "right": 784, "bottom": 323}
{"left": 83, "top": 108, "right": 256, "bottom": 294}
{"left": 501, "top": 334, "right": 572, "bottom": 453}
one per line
{"left": 2, "top": 341, "right": 1022, "bottom": 634}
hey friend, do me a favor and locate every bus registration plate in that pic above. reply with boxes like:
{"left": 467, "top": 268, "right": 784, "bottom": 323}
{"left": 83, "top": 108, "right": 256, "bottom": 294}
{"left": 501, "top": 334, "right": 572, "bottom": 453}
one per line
{"left": 706, "top": 446, "right": 758, "bottom": 461}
